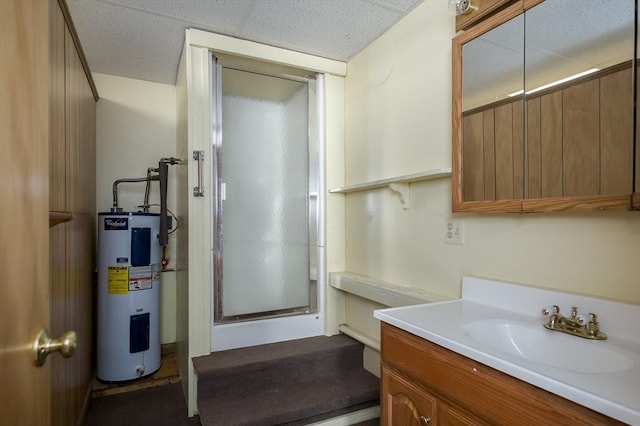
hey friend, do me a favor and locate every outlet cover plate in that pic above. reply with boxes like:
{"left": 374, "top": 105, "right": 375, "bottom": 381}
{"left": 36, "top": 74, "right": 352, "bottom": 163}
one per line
{"left": 445, "top": 220, "right": 464, "bottom": 245}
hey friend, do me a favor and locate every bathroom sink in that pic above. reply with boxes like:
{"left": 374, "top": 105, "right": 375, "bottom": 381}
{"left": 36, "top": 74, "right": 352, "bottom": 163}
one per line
{"left": 376, "top": 277, "right": 640, "bottom": 424}
{"left": 463, "top": 319, "right": 636, "bottom": 374}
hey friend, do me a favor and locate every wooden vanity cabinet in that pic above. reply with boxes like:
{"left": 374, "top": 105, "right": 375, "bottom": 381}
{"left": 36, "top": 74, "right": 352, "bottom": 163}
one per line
{"left": 380, "top": 323, "right": 624, "bottom": 426}
{"left": 438, "top": 401, "right": 488, "bottom": 426}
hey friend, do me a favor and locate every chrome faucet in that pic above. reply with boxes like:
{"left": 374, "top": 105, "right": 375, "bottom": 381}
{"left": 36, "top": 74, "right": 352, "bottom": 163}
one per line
{"left": 541, "top": 305, "right": 607, "bottom": 340}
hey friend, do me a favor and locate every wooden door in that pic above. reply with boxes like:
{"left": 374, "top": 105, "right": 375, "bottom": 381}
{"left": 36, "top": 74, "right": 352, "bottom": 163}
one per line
{"left": 0, "top": 1, "right": 52, "bottom": 424}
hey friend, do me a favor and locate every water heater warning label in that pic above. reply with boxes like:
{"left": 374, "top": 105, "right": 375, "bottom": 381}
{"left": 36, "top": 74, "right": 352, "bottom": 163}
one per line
{"left": 129, "top": 265, "right": 155, "bottom": 291}
{"left": 107, "top": 266, "right": 129, "bottom": 294}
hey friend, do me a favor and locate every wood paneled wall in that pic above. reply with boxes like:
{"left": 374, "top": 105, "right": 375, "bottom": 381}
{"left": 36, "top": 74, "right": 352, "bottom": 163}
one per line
{"left": 462, "top": 64, "right": 635, "bottom": 202}
{"left": 49, "top": 1, "right": 96, "bottom": 424}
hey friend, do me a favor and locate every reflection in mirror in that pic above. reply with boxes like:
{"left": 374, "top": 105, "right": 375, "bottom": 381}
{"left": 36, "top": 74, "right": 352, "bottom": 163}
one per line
{"left": 462, "top": 15, "right": 524, "bottom": 201}
{"left": 459, "top": 0, "right": 636, "bottom": 207}
{"left": 524, "top": 0, "right": 636, "bottom": 199}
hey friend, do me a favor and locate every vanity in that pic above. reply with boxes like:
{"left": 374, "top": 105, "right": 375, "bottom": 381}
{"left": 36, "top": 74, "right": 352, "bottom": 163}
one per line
{"left": 374, "top": 277, "right": 640, "bottom": 425}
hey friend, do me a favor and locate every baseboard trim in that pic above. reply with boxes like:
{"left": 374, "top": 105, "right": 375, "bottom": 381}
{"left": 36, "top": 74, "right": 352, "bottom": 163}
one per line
{"left": 77, "top": 382, "right": 92, "bottom": 426}
{"left": 306, "top": 406, "right": 380, "bottom": 426}
{"left": 161, "top": 342, "right": 176, "bottom": 356}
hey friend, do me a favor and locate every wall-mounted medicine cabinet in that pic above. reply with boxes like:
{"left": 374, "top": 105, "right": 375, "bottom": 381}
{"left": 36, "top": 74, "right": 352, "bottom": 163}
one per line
{"left": 452, "top": 0, "right": 639, "bottom": 213}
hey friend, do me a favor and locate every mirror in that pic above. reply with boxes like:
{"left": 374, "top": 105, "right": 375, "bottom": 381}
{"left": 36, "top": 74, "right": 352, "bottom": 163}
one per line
{"left": 461, "top": 14, "right": 524, "bottom": 203}
{"left": 453, "top": 0, "right": 637, "bottom": 212}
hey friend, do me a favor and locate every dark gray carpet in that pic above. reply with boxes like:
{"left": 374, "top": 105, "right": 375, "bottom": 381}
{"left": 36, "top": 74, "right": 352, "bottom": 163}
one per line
{"left": 194, "top": 334, "right": 363, "bottom": 380}
{"left": 193, "top": 334, "right": 380, "bottom": 426}
{"left": 84, "top": 383, "right": 200, "bottom": 426}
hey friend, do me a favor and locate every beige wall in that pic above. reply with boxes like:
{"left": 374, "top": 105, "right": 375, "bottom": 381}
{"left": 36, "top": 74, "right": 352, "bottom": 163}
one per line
{"left": 342, "top": 1, "right": 640, "bottom": 339}
{"left": 94, "top": 73, "right": 178, "bottom": 344}
{"left": 325, "top": 74, "right": 347, "bottom": 334}
{"left": 90, "top": 1, "right": 640, "bottom": 353}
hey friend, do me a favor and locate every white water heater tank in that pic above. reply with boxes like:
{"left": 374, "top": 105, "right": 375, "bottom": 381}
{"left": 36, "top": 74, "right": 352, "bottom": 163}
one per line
{"left": 97, "top": 212, "right": 161, "bottom": 382}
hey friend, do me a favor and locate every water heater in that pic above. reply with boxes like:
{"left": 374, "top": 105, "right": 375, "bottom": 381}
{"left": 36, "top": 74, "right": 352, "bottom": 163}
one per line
{"left": 97, "top": 212, "right": 161, "bottom": 381}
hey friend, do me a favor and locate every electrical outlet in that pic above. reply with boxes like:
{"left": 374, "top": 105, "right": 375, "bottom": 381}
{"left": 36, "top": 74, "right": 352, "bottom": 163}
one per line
{"left": 445, "top": 220, "right": 464, "bottom": 245}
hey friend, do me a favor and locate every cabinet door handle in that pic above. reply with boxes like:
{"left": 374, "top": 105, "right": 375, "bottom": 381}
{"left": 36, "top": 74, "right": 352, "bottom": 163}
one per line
{"left": 420, "top": 415, "right": 431, "bottom": 425}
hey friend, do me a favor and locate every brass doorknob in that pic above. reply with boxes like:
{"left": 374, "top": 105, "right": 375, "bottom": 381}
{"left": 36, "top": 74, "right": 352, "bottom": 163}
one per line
{"left": 33, "top": 328, "right": 77, "bottom": 366}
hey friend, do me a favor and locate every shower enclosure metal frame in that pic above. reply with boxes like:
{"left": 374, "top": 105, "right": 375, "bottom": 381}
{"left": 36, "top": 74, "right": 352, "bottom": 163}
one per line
{"left": 209, "top": 54, "right": 326, "bottom": 351}
{"left": 176, "top": 28, "right": 344, "bottom": 417}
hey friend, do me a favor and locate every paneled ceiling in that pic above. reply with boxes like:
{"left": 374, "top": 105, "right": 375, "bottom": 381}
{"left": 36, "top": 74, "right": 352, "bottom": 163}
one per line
{"left": 66, "top": 0, "right": 425, "bottom": 85}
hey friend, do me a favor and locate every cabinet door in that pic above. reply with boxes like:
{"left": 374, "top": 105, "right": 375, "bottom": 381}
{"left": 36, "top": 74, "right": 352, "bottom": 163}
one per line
{"left": 382, "top": 366, "right": 435, "bottom": 426}
{"left": 454, "top": 0, "right": 636, "bottom": 213}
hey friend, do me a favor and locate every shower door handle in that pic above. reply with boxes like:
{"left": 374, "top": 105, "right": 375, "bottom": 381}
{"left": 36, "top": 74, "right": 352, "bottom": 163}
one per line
{"left": 193, "top": 150, "right": 204, "bottom": 197}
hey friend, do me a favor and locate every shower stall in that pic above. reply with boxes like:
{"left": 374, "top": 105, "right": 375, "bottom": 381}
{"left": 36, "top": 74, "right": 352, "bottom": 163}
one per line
{"left": 210, "top": 56, "right": 325, "bottom": 351}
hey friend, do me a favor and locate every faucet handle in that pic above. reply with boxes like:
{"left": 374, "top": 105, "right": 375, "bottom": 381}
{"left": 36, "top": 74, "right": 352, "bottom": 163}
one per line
{"left": 541, "top": 305, "right": 559, "bottom": 316}
{"left": 569, "top": 306, "right": 590, "bottom": 324}
{"left": 586, "top": 313, "right": 600, "bottom": 336}
{"left": 571, "top": 306, "right": 591, "bottom": 325}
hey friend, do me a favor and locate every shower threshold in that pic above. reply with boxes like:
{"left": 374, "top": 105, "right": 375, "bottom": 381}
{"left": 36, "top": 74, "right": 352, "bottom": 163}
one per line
{"left": 215, "top": 305, "right": 313, "bottom": 324}
{"left": 211, "top": 312, "right": 324, "bottom": 352}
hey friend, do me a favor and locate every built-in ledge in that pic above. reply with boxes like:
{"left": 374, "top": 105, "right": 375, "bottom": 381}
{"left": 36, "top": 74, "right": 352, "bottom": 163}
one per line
{"left": 338, "top": 324, "right": 380, "bottom": 352}
{"left": 328, "top": 168, "right": 451, "bottom": 209}
{"left": 329, "top": 271, "right": 451, "bottom": 308}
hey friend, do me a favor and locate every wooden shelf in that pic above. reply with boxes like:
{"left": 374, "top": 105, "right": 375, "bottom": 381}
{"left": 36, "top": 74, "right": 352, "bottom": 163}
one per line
{"left": 329, "top": 168, "right": 451, "bottom": 209}
{"left": 329, "top": 168, "right": 451, "bottom": 194}
{"left": 49, "top": 211, "right": 73, "bottom": 228}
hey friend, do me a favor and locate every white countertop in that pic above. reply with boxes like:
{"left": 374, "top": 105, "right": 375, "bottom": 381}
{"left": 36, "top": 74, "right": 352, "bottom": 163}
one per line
{"left": 374, "top": 277, "right": 640, "bottom": 425}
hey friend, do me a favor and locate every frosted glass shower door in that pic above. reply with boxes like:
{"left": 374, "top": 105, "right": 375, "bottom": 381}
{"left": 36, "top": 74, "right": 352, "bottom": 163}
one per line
{"left": 216, "top": 67, "right": 310, "bottom": 322}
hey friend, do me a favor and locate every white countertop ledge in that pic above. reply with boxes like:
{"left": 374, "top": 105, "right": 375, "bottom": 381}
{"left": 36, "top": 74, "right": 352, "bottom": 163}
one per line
{"left": 374, "top": 276, "right": 640, "bottom": 425}
{"left": 329, "top": 272, "right": 452, "bottom": 307}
